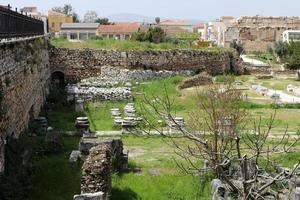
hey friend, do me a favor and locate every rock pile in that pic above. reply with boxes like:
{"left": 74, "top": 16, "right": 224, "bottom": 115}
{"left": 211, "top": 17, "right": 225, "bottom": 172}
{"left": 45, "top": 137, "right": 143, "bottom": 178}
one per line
{"left": 67, "top": 84, "right": 132, "bottom": 101}
{"left": 100, "top": 65, "right": 193, "bottom": 81}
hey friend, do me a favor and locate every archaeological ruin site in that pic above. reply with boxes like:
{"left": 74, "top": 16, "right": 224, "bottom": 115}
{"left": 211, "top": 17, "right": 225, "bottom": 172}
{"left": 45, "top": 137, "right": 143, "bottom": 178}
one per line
{"left": 1, "top": 2, "right": 300, "bottom": 200}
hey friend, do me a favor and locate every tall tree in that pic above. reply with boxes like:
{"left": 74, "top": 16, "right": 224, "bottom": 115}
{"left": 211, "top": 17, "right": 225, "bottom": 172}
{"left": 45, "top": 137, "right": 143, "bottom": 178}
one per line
{"left": 83, "top": 10, "right": 98, "bottom": 23}
{"left": 155, "top": 17, "right": 161, "bottom": 24}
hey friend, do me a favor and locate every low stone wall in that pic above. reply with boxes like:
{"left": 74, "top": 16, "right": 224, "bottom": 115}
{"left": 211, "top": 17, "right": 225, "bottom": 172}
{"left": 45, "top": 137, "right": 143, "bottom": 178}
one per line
{"left": 76, "top": 137, "right": 128, "bottom": 200}
{"left": 50, "top": 48, "right": 243, "bottom": 82}
{"left": 0, "top": 38, "right": 50, "bottom": 172}
{"left": 81, "top": 145, "right": 112, "bottom": 200}
{"left": 179, "top": 73, "right": 213, "bottom": 89}
{"left": 100, "top": 65, "right": 193, "bottom": 81}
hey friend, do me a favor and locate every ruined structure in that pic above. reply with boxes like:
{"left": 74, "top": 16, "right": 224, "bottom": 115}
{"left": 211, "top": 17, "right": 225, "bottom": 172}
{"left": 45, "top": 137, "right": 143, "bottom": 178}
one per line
{"left": 75, "top": 137, "right": 128, "bottom": 200}
{"left": 50, "top": 48, "right": 243, "bottom": 82}
{"left": 0, "top": 38, "right": 50, "bottom": 172}
{"left": 224, "top": 16, "right": 300, "bottom": 52}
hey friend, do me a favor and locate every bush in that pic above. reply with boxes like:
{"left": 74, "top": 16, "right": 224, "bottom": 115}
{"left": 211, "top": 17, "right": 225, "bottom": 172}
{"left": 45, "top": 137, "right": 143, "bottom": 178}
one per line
{"left": 273, "top": 41, "right": 289, "bottom": 59}
{"left": 132, "top": 27, "right": 166, "bottom": 43}
{"left": 89, "top": 35, "right": 103, "bottom": 40}
{"left": 285, "top": 42, "right": 300, "bottom": 69}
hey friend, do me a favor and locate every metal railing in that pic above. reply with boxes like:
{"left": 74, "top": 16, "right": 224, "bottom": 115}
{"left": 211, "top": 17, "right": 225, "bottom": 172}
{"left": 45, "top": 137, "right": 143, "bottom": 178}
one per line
{"left": 0, "top": 4, "right": 44, "bottom": 39}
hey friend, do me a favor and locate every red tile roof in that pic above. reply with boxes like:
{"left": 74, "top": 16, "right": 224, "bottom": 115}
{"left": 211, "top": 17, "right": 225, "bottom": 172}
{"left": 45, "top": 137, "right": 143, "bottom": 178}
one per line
{"left": 98, "top": 23, "right": 140, "bottom": 33}
{"left": 194, "top": 23, "right": 205, "bottom": 29}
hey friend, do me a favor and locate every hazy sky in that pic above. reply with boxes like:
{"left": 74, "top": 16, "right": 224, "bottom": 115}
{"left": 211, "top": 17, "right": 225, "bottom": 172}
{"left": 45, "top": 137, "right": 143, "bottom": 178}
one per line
{"left": 3, "top": 0, "right": 300, "bottom": 21}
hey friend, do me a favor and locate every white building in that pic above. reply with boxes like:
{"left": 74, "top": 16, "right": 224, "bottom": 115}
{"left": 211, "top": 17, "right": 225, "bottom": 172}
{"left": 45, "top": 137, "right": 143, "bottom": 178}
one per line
{"left": 282, "top": 30, "right": 300, "bottom": 43}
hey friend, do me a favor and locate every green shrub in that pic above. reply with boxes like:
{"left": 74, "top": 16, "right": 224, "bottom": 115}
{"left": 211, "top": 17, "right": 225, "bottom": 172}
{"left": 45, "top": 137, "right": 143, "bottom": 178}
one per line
{"left": 285, "top": 41, "right": 300, "bottom": 69}
{"left": 89, "top": 35, "right": 103, "bottom": 40}
{"left": 273, "top": 41, "right": 289, "bottom": 59}
{"left": 132, "top": 27, "right": 166, "bottom": 43}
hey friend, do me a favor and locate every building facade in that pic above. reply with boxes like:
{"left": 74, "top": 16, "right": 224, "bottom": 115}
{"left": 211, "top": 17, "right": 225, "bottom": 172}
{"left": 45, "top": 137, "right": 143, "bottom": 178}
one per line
{"left": 60, "top": 23, "right": 99, "bottom": 40}
{"left": 48, "top": 10, "right": 73, "bottom": 33}
{"left": 223, "top": 16, "right": 300, "bottom": 52}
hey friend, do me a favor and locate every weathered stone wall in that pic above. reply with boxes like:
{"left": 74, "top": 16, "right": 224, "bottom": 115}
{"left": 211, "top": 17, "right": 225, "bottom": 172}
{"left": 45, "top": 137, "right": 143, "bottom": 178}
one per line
{"left": 224, "top": 16, "right": 300, "bottom": 52}
{"left": 81, "top": 145, "right": 112, "bottom": 200}
{"left": 50, "top": 48, "right": 242, "bottom": 82}
{"left": 77, "top": 138, "right": 127, "bottom": 200}
{"left": 0, "top": 38, "right": 50, "bottom": 172}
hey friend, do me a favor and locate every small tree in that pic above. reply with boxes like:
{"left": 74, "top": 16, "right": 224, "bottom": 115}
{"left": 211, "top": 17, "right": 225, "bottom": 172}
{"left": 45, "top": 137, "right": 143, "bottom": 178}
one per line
{"left": 83, "top": 10, "right": 98, "bottom": 23}
{"left": 155, "top": 17, "right": 161, "bottom": 24}
{"left": 140, "top": 84, "right": 300, "bottom": 199}
{"left": 273, "top": 41, "right": 289, "bottom": 61}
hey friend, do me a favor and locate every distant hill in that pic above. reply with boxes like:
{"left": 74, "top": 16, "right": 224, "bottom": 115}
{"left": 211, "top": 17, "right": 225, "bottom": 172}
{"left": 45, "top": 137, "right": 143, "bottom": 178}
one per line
{"left": 106, "top": 13, "right": 155, "bottom": 23}
{"left": 106, "top": 13, "right": 204, "bottom": 24}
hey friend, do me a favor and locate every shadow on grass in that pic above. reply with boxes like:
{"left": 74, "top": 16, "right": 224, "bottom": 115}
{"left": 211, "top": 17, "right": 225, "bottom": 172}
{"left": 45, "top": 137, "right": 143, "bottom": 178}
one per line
{"left": 112, "top": 188, "right": 141, "bottom": 200}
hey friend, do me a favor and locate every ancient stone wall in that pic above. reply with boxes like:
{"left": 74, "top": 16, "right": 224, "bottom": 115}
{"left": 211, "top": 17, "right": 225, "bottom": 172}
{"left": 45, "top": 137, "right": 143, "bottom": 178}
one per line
{"left": 50, "top": 48, "right": 242, "bottom": 82}
{"left": 224, "top": 16, "right": 300, "bottom": 52}
{"left": 76, "top": 138, "right": 128, "bottom": 200}
{"left": 0, "top": 38, "right": 50, "bottom": 172}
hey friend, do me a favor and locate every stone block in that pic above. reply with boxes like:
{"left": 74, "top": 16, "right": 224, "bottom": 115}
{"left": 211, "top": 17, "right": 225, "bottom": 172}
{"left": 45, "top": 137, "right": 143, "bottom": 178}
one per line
{"left": 73, "top": 192, "right": 104, "bottom": 200}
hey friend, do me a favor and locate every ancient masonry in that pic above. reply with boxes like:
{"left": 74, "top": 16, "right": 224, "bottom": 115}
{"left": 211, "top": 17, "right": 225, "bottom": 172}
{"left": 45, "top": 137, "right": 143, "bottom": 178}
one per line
{"left": 0, "top": 38, "right": 51, "bottom": 172}
{"left": 73, "top": 137, "right": 128, "bottom": 200}
{"left": 50, "top": 48, "right": 243, "bottom": 82}
{"left": 224, "top": 16, "right": 300, "bottom": 52}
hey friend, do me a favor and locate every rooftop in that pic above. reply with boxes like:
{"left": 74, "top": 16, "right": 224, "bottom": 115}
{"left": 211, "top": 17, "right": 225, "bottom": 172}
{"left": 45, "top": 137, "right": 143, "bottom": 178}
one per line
{"left": 48, "top": 10, "right": 68, "bottom": 17}
{"left": 98, "top": 23, "right": 140, "bottom": 33}
{"left": 194, "top": 23, "right": 205, "bottom": 29}
{"left": 61, "top": 23, "right": 100, "bottom": 29}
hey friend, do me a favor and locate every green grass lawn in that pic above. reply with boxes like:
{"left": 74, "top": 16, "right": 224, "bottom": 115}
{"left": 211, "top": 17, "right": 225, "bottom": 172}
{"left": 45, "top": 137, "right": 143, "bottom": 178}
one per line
{"left": 27, "top": 75, "right": 300, "bottom": 200}
{"left": 50, "top": 37, "right": 228, "bottom": 52}
{"left": 112, "top": 135, "right": 211, "bottom": 200}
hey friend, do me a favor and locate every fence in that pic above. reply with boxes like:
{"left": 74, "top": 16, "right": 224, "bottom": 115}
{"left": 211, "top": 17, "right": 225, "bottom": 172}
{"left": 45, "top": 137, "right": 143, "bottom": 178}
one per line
{"left": 0, "top": 5, "right": 44, "bottom": 39}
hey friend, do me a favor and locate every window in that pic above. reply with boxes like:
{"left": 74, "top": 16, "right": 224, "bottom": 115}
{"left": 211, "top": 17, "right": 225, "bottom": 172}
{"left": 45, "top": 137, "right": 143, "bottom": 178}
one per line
{"left": 109, "top": 34, "right": 114, "bottom": 39}
{"left": 51, "top": 22, "right": 55, "bottom": 28}
{"left": 125, "top": 35, "right": 130, "bottom": 40}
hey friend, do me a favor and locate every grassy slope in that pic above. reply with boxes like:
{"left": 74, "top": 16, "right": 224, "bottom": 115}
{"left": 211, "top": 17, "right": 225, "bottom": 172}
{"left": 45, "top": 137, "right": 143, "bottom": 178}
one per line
{"left": 50, "top": 37, "right": 228, "bottom": 52}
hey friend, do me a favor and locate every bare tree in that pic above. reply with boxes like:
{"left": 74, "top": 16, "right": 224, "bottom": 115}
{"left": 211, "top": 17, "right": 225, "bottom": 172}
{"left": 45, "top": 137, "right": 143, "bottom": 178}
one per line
{"left": 84, "top": 10, "right": 98, "bottom": 23}
{"left": 139, "top": 84, "right": 300, "bottom": 199}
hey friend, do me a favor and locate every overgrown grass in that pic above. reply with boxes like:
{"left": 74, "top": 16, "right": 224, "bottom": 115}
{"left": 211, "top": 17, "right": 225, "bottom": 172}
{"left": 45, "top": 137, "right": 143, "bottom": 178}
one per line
{"left": 85, "top": 101, "right": 128, "bottom": 131}
{"left": 30, "top": 136, "right": 82, "bottom": 200}
{"left": 50, "top": 37, "right": 228, "bottom": 52}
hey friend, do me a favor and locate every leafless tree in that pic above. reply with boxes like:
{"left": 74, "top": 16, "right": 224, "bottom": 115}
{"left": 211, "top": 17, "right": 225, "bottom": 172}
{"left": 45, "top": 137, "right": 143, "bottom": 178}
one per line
{"left": 139, "top": 84, "right": 300, "bottom": 199}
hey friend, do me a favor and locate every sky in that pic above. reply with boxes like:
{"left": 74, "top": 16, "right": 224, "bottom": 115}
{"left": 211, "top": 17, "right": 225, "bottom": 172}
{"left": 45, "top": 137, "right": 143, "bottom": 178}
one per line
{"left": 3, "top": 0, "right": 300, "bottom": 21}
